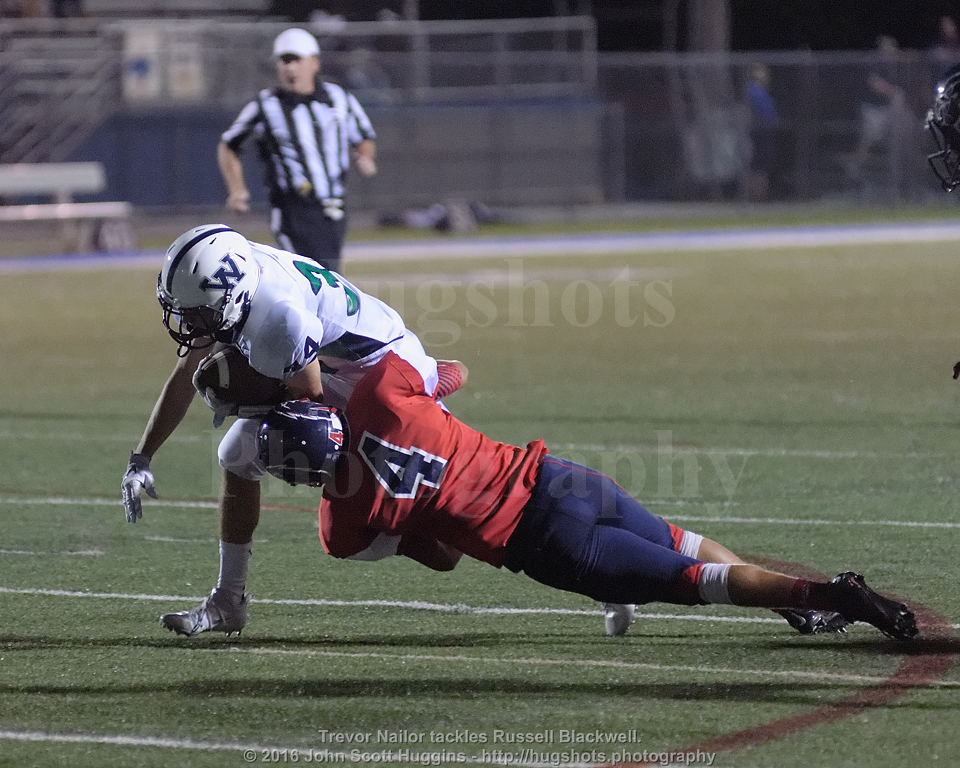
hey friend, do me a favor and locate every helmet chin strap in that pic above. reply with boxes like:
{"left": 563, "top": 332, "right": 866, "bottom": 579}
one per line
{"left": 158, "top": 271, "right": 244, "bottom": 354}
{"left": 161, "top": 304, "right": 223, "bottom": 356}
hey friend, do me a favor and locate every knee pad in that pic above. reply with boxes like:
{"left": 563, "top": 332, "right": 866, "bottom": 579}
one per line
{"left": 218, "top": 417, "right": 267, "bottom": 481}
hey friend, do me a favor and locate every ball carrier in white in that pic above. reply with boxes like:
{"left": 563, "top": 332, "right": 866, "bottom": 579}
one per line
{"left": 122, "top": 224, "right": 451, "bottom": 636}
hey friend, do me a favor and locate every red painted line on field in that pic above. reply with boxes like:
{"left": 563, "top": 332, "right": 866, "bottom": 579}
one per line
{"left": 605, "top": 558, "right": 959, "bottom": 767}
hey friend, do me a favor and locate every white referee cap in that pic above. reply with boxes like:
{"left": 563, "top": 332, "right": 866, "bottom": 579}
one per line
{"left": 273, "top": 28, "right": 320, "bottom": 58}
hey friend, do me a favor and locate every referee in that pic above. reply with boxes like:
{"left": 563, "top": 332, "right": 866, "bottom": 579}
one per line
{"left": 217, "top": 28, "right": 378, "bottom": 272}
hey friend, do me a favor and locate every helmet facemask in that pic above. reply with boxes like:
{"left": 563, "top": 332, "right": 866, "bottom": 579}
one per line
{"left": 927, "top": 68, "right": 960, "bottom": 191}
{"left": 927, "top": 121, "right": 960, "bottom": 191}
{"left": 157, "top": 277, "right": 250, "bottom": 356}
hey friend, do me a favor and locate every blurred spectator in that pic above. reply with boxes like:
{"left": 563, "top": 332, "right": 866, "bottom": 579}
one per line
{"left": 847, "top": 36, "right": 905, "bottom": 177}
{"left": 845, "top": 35, "right": 925, "bottom": 200}
{"left": 744, "top": 63, "right": 778, "bottom": 201}
{"left": 270, "top": 0, "right": 390, "bottom": 22}
{"left": 930, "top": 15, "right": 960, "bottom": 80}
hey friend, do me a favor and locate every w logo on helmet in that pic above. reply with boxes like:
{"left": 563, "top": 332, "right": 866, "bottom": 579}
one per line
{"left": 200, "top": 254, "right": 245, "bottom": 292}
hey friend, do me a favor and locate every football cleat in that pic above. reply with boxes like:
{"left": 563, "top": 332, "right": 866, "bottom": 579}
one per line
{"left": 829, "top": 572, "right": 918, "bottom": 641}
{"left": 602, "top": 603, "right": 637, "bottom": 637}
{"left": 160, "top": 589, "right": 248, "bottom": 637}
{"left": 774, "top": 608, "right": 848, "bottom": 635}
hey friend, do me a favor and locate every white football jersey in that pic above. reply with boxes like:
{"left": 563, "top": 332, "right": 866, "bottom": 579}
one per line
{"left": 203, "top": 238, "right": 438, "bottom": 482}
{"left": 233, "top": 241, "right": 408, "bottom": 383}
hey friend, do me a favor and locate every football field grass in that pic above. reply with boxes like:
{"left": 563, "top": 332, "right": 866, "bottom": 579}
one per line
{"left": 1, "top": 227, "right": 960, "bottom": 767}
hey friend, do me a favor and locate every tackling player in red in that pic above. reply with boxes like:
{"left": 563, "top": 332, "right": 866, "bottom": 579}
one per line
{"left": 243, "top": 352, "right": 917, "bottom": 642}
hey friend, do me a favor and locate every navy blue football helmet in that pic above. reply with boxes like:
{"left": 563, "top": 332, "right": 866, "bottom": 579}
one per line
{"left": 257, "top": 401, "right": 348, "bottom": 486}
{"left": 927, "top": 64, "right": 960, "bottom": 191}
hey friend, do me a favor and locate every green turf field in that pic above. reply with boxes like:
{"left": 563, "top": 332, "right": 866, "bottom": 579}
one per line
{"left": 1, "top": 229, "right": 959, "bottom": 767}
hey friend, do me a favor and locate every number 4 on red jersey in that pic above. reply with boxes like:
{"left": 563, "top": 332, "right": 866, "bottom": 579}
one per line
{"left": 358, "top": 431, "right": 448, "bottom": 498}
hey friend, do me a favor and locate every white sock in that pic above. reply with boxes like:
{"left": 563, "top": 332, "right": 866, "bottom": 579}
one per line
{"left": 678, "top": 530, "right": 704, "bottom": 559}
{"left": 697, "top": 563, "right": 733, "bottom": 604}
{"left": 216, "top": 540, "right": 252, "bottom": 600}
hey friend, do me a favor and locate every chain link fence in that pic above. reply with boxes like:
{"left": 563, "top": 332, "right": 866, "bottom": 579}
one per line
{"left": 0, "top": 17, "right": 955, "bottom": 208}
{"left": 599, "top": 48, "right": 950, "bottom": 204}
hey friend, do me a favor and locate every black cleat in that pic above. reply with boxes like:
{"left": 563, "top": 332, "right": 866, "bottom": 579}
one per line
{"left": 830, "top": 572, "right": 918, "bottom": 641}
{"left": 775, "top": 608, "right": 849, "bottom": 635}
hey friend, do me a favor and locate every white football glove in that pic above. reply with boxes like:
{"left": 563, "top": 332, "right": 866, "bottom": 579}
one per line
{"left": 121, "top": 452, "right": 157, "bottom": 523}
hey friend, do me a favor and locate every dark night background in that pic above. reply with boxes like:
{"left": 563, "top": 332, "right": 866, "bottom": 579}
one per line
{"left": 271, "top": 1, "right": 960, "bottom": 52}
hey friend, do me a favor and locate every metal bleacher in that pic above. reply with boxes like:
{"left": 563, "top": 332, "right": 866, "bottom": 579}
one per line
{"left": 0, "top": 2, "right": 270, "bottom": 164}
{"left": 0, "top": 22, "right": 116, "bottom": 163}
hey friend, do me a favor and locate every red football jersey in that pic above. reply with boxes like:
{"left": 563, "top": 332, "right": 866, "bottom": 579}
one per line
{"left": 320, "top": 352, "right": 548, "bottom": 566}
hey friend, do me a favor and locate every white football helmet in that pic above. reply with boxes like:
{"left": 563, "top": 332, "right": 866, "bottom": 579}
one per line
{"left": 157, "top": 225, "right": 261, "bottom": 354}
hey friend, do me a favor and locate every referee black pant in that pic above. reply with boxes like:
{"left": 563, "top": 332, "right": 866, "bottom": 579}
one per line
{"left": 272, "top": 196, "right": 347, "bottom": 273}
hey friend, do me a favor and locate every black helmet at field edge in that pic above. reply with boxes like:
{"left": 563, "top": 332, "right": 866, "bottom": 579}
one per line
{"left": 927, "top": 63, "right": 960, "bottom": 191}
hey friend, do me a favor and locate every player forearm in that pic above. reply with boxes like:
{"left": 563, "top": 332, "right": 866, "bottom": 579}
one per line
{"left": 135, "top": 349, "right": 204, "bottom": 456}
{"left": 283, "top": 358, "right": 323, "bottom": 401}
{"left": 397, "top": 535, "right": 463, "bottom": 571}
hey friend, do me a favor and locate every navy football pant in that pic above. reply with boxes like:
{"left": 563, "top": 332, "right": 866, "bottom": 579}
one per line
{"left": 503, "top": 457, "right": 703, "bottom": 605}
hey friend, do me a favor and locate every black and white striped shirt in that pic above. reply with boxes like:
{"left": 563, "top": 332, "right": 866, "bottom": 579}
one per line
{"left": 222, "top": 82, "right": 375, "bottom": 206}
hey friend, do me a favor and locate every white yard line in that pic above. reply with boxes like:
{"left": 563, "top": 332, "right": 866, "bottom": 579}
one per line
{"left": 0, "top": 634, "right": 955, "bottom": 764}
{"left": 0, "top": 729, "right": 582, "bottom": 767}
{"left": 1, "top": 431, "right": 948, "bottom": 459}
{"left": 661, "top": 513, "right": 960, "bottom": 529}
{"left": 0, "top": 549, "right": 103, "bottom": 556}
{"left": 0, "top": 729, "right": 329, "bottom": 758}
{"left": 1, "top": 585, "right": 957, "bottom": 630}
{"left": 217, "top": 645, "right": 960, "bottom": 688}
{"left": 0, "top": 430, "right": 202, "bottom": 443}
{"left": 1, "top": 495, "right": 956, "bottom": 530}
{"left": 0, "top": 585, "right": 753, "bottom": 619}
{"left": 0, "top": 497, "right": 218, "bottom": 509}
{"left": 557, "top": 443, "right": 949, "bottom": 460}
{"left": 143, "top": 536, "right": 218, "bottom": 543}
